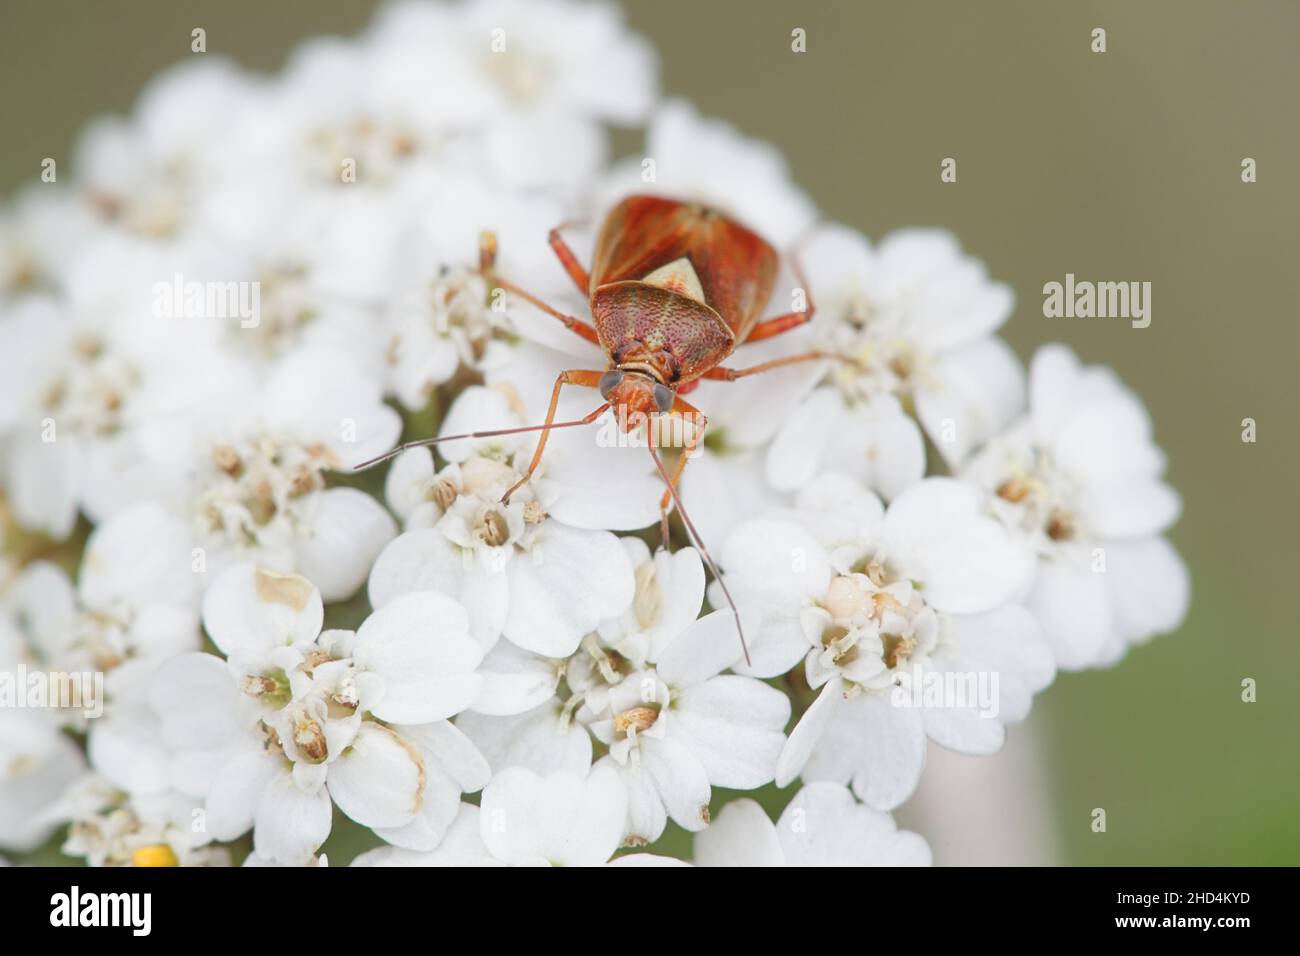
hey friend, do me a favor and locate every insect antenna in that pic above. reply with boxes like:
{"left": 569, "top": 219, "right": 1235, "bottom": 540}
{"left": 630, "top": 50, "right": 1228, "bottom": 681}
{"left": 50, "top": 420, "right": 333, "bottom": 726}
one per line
{"left": 353, "top": 403, "right": 611, "bottom": 471}
{"left": 646, "top": 441, "right": 752, "bottom": 667}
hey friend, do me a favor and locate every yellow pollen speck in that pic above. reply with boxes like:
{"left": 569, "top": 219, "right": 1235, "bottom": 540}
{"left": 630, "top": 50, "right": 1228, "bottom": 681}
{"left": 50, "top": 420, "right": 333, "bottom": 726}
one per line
{"left": 295, "top": 717, "right": 327, "bottom": 761}
{"left": 613, "top": 706, "right": 659, "bottom": 734}
{"left": 1047, "top": 509, "right": 1075, "bottom": 541}
{"left": 997, "top": 477, "right": 1032, "bottom": 503}
{"left": 481, "top": 510, "right": 510, "bottom": 547}
{"left": 431, "top": 477, "right": 458, "bottom": 511}
{"left": 881, "top": 633, "right": 917, "bottom": 670}
{"left": 213, "top": 444, "right": 242, "bottom": 476}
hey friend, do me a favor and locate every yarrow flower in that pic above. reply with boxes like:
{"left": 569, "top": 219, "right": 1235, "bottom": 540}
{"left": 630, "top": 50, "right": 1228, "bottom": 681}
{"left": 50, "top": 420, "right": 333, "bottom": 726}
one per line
{"left": 0, "top": 0, "right": 1189, "bottom": 867}
{"left": 962, "top": 344, "right": 1189, "bottom": 669}
{"left": 149, "top": 563, "right": 488, "bottom": 864}
{"left": 718, "top": 474, "right": 1052, "bottom": 809}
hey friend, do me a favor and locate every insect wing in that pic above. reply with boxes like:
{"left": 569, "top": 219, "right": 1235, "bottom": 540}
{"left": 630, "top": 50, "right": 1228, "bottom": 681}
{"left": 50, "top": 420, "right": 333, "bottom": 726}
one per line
{"left": 592, "top": 195, "right": 778, "bottom": 342}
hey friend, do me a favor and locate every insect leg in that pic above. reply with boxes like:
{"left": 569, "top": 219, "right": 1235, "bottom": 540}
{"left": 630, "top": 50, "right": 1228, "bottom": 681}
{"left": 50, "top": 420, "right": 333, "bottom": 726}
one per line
{"left": 744, "top": 251, "right": 817, "bottom": 343}
{"left": 656, "top": 397, "right": 708, "bottom": 544}
{"left": 500, "top": 369, "right": 606, "bottom": 504}
{"left": 478, "top": 231, "right": 601, "bottom": 346}
{"left": 702, "top": 351, "right": 834, "bottom": 381}
{"left": 548, "top": 223, "right": 590, "bottom": 294}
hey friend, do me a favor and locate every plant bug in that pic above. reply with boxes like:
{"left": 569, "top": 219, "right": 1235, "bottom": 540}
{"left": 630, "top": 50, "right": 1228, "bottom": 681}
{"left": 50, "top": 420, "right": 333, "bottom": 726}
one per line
{"left": 357, "top": 195, "right": 830, "bottom": 663}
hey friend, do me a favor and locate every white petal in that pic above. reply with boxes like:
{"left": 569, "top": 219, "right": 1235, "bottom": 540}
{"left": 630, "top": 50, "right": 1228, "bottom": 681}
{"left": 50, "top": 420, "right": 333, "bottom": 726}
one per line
{"left": 940, "top": 605, "right": 1054, "bottom": 723}
{"left": 671, "top": 676, "right": 789, "bottom": 789}
{"left": 293, "top": 487, "right": 397, "bottom": 602}
{"left": 148, "top": 652, "right": 242, "bottom": 751}
{"left": 656, "top": 609, "right": 747, "bottom": 686}
{"left": 805, "top": 692, "right": 927, "bottom": 811}
{"left": 87, "top": 709, "right": 170, "bottom": 796}
{"left": 676, "top": 447, "right": 786, "bottom": 551}
{"left": 717, "top": 517, "right": 832, "bottom": 678}
{"left": 80, "top": 503, "right": 199, "bottom": 611}
{"left": 369, "top": 529, "right": 508, "bottom": 650}
{"left": 776, "top": 678, "right": 843, "bottom": 786}
{"left": 600, "top": 754, "right": 667, "bottom": 845}
{"left": 0, "top": 717, "right": 85, "bottom": 851}
{"left": 1026, "top": 556, "right": 1114, "bottom": 670}
{"left": 6, "top": 432, "right": 79, "bottom": 540}
{"left": 503, "top": 523, "right": 634, "bottom": 656}
{"left": 253, "top": 770, "right": 332, "bottom": 865}
{"left": 883, "top": 477, "right": 1034, "bottom": 614}
{"left": 262, "top": 351, "right": 401, "bottom": 467}
{"left": 1079, "top": 479, "right": 1181, "bottom": 539}
{"left": 399, "top": 720, "right": 491, "bottom": 794}
{"left": 692, "top": 798, "right": 784, "bottom": 867}
{"left": 792, "top": 472, "right": 886, "bottom": 549}
{"left": 1051, "top": 394, "right": 1165, "bottom": 488}
{"left": 639, "top": 735, "right": 712, "bottom": 832}
{"left": 353, "top": 591, "right": 483, "bottom": 723}
{"left": 776, "top": 782, "right": 931, "bottom": 866}
{"left": 468, "top": 642, "right": 560, "bottom": 716}
{"left": 384, "top": 447, "right": 436, "bottom": 521}
{"left": 766, "top": 387, "right": 842, "bottom": 492}
{"left": 916, "top": 337, "right": 1025, "bottom": 466}
{"left": 206, "top": 743, "right": 277, "bottom": 841}
{"left": 480, "top": 766, "right": 626, "bottom": 867}
{"left": 9, "top": 562, "right": 77, "bottom": 659}
{"left": 352, "top": 804, "right": 501, "bottom": 866}
{"left": 456, "top": 702, "right": 593, "bottom": 777}
{"left": 1028, "top": 343, "right": 1082, "bottom": 437}
{"left": 327, "top": 723, "right": 423, "bottom": 829}
{"left": 1105, "top": 536, "right": 1190, "bottom": 644}
{"left": 201, "top": 562, "right": 323, "bottom": 656}
{"left": 921, "top": 706, "right": 1006, "bottom": 755}
{"left": 369, "top": 747, "right": 463, "bottom": 853}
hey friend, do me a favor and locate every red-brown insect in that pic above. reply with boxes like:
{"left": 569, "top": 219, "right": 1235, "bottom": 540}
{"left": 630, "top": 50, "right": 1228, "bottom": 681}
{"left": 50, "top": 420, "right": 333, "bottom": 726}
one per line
{"left": 359, "top": 195, "right": 826, "bottom": 661}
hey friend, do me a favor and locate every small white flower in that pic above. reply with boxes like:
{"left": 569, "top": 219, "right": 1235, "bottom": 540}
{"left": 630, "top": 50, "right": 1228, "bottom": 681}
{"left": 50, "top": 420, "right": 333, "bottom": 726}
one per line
{"left": 161, "top": 351, "right": 401, "bottom": 602}
{"left": 149, "top": 563, "right": 489, "bottom": 865}
{"left": 694, "top": 782, "right": 930, "bottom": 866}
{"left": 718, "top": 474, "right": 1051, "bottom": 810}
{"left": 674, "top": 337, "right": 829, "bottom": 546}
{"left": 45, "top": 774, "right": 229, "bottom": 867}
{"left": 452, "top": 542, "right": 787, "bottom": 844}
{"left": 366, "top": 0, "right": 657, "bottom": 193}
{"left": 370, "top": 443, "right": 635, "bottom": 656}
{"left": 768, "top": 224, "right": 1024, "bottom": 498}
{"left": 73, "top": 58, "right": 260, "bottom": 243}
{"left": 963, "top": 344, "right": 1189, "bottom": 669}
{"left": 0, "top": 712, "right": 85, "bottom": 853}
{"left": 0, "top": 505, "right": 200, "bottom": 800}
{"left": 0, "top": 295, "right": 239, "bottom": 537}
{"left": 584, "top": 615, "right": 789, "bottom": 844}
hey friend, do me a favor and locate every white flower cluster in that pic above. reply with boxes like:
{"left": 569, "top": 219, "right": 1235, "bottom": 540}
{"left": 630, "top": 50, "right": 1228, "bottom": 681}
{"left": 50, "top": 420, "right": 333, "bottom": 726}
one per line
{"left": 0, "top": 0, "right": 1188, "bottom": 866}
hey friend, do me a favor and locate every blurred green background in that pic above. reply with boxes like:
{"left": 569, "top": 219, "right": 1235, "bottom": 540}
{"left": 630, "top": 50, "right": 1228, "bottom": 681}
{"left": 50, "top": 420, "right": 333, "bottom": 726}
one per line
{"left": 1, "top": 0, "right": 1296, "bottom": 865}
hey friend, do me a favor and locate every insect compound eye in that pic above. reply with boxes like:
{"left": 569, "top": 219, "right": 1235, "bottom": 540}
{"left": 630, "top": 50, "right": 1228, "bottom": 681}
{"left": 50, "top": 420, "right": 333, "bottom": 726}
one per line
{"left": 598, "top": 369, "right": 625, "bottom": 400}
{"left": 653, "top": 383, "right": 675, "bottom": 414}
